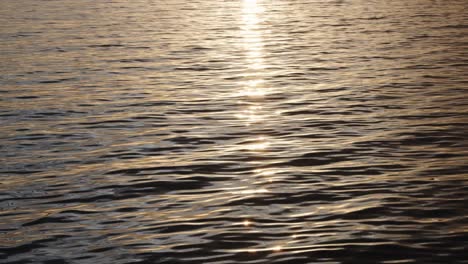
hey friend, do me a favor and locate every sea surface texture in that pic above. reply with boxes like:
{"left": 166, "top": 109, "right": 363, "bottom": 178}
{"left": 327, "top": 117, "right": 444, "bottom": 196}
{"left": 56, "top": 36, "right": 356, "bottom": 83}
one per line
{"left": 1, "top": 0, "right": 468, "bottom": 263}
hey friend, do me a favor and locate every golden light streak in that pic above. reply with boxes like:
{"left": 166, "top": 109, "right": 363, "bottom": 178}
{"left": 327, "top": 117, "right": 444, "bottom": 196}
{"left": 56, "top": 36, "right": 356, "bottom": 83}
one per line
{"left": 238, "top": 0, "right": 267, "bottom": 102}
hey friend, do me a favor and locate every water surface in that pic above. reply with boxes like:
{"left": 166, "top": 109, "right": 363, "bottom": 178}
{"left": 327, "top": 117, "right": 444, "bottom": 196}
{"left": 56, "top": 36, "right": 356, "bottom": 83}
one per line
{"left": 1, "top": 0, "right": 468, "bottom": 263}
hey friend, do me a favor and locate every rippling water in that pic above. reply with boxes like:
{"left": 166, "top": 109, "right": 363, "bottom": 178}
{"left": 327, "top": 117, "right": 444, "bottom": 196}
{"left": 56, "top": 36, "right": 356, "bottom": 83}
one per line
{"left": 1, "top": 0, "right": 468, "bottom": 263}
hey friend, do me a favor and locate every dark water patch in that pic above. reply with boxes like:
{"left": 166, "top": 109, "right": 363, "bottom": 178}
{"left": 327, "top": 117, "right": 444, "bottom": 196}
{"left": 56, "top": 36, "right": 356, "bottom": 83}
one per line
{"left": 106, "top": 163, "right": 246, "bottom": 176}
{"left": 88, "top": 44, "right": 125, "bottom": 48}
{"left": 127, "top": 101, "right": 175, "bottom": 107}
{"left": 174, "top": 66, "right": 218, "bottom": 72}
{"left": 14, "top": 96, "right": 40, "bottom": 99}
{"left": 22, "top": 216, "right": 74, "bottom": 227}
{"left": 38, "top": 78, "right": 78, "bottom": 84}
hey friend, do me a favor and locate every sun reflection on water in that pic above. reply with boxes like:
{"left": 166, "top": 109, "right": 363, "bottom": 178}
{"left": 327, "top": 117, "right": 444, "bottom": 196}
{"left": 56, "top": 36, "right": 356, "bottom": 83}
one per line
{"left": 239, "top": 0, "right": 267, "bottom": 100}
{"left": 233, "top": 0, "right": 290, "bottom": 254}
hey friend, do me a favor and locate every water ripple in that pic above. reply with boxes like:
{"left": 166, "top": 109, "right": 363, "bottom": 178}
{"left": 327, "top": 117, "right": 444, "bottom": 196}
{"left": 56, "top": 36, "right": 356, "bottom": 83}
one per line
{"left": 1, "top": 0, "right": 468, "bottom": 263}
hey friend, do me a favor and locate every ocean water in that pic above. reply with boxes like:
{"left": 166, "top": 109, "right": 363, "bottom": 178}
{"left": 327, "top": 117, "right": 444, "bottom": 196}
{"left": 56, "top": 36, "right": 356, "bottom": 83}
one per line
{"left": 1, "top": 0, "right": 468, "bottom": 263}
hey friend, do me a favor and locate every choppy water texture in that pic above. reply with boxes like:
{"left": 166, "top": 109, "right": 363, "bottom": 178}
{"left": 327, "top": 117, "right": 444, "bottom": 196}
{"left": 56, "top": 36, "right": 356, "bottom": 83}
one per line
{"left": 1, "top": 0, "right": 468, "bottom": 263}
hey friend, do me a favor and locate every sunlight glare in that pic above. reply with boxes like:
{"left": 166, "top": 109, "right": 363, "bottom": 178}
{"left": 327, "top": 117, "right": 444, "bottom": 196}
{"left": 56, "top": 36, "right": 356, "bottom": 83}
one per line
{"left": 243, "top": 0, "right": 263, "bottom": 14}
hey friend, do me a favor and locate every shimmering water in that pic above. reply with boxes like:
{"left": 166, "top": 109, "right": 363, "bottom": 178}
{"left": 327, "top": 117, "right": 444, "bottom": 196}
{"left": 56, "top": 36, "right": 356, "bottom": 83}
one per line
{"left": 1, "top": 0, "right": 468, "bottom": 263}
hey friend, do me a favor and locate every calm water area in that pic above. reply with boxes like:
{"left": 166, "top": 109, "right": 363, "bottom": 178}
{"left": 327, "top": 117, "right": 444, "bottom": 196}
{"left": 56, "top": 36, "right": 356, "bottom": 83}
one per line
{"left": 1, "top": 0, "right": 468, "bottom": 263}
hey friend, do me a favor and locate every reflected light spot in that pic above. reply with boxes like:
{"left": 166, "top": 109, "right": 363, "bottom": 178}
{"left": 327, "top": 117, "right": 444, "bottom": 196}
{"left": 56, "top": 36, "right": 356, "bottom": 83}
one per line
{"left": 247, "top": 62, "right": 265, "bottom": 70}
{"left": 244, "top": 79, "right": 264, "bottom": 87}
{"left": 253, "top": 168, "right": 281, "bottom": 176}
{"left": 273, "top": 246, "right": 282, "bottom": 252}
{"left": 245, "top": 141, "right": 269, "bottom": 151}
{"left": 238, "top": 88, "right": 268, "bottom": 98}
{"left": 246, "top": 50, "right": 263, "bottom": 58}
{"left": 254, "top": 168, "right": 281, "bottom": 183}
{"left": 242, "top": 13, "right": 262, "bottom": 25}
{"left": 241, "top": 0, "right": 266, "bottom": 73}
{"left": 242, "top": 34, "right": 261, "bottom": 49}
{"left": 235, "top": 113, "right": 264, "bottom": 124}
{"left": 243, "top": 0, "right": 263, "bottom": 14}
{"left": 243, "top": 219, "right": 251, "bottom": 226}
{"left": 238, "top": 188, "right": 269, "bottom": 195}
